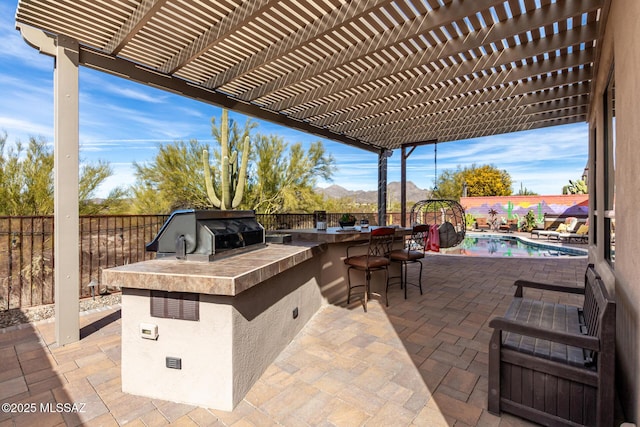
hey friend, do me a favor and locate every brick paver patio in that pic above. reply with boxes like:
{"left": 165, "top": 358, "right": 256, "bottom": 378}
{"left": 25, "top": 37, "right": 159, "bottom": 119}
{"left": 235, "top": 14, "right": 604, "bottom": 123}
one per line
{"left": 0, "top": 254, "right": 588, "bottom": 426}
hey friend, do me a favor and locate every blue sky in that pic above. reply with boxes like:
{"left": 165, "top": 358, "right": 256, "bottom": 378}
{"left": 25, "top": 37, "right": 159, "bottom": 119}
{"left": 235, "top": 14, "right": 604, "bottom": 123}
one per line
{"left": 1, "top": 2, "right": 588, "bottom": 198}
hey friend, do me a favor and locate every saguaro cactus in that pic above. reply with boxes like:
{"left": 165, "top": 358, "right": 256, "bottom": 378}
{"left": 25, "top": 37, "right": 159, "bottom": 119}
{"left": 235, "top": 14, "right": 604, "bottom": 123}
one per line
{"left": 506, "top": 201, "right": 514, "bottom": 219}
{"left": 203, "top": 109, "right": 250, "bottom": 210}
{"left": 537, "top": 203, "right": 544, "bottom": 224}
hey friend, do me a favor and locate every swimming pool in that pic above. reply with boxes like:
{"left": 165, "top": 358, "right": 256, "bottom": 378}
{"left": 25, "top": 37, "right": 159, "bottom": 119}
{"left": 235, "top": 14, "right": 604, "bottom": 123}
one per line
{"left": 439, "top": 233, "right": 588, "bottom": 257}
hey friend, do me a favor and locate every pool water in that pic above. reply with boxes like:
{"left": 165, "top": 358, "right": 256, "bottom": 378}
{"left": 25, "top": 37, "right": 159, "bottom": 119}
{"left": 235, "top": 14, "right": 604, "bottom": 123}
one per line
{"left": 439, "top": 234, "right": 587, "bottom": 257}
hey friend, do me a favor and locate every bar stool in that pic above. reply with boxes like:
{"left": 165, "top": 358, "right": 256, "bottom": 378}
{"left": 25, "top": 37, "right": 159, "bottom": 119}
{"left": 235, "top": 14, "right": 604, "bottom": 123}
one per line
{"left": 389, "top": 224, "right": 429, "bottom": 299}
{"left": 344, "top": 227, "right": 395, "bottom": 311}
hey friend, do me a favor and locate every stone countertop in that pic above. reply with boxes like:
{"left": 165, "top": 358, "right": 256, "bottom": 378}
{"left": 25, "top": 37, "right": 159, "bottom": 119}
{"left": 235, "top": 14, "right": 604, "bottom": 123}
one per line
{"left": 273, "top": 227, "right": 411, "bottom": 244}
{"left": 102, "top": 242, "right": 324, "bottom": 296}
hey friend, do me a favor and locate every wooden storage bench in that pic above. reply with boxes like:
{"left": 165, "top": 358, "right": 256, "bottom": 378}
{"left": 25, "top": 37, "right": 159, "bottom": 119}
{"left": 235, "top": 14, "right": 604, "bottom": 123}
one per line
{"left": 488, "top": 265, "right": 616, "bottom": 426}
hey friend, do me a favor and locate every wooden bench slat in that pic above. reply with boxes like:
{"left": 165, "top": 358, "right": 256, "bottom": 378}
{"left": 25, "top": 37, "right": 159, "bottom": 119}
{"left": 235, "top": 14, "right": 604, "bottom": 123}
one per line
{"left": 533, "top": 302, "right": 555, "bottom": 358}
{"left": 503, "top": 300, "right": 587, "bottom": 367}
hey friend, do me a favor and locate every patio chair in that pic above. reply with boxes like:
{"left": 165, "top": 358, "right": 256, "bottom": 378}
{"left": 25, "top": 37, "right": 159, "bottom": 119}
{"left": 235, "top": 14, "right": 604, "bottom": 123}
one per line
{"left": 389, "top": 224, "right": 429, "bottom": 299}
{"left": 344, "top": 227, "right": 395, "bottom": 311}
{"left": 498, "top": 219, "right": 518, "bottom": 233}
{"left": 475, "top": 217, "right": 491, "bottom": 231}
{"left": 558, "top": 223, "right": 589, "bottom": 243}
{"left": 531, "top": 217, "right": 578, "bottom": 239}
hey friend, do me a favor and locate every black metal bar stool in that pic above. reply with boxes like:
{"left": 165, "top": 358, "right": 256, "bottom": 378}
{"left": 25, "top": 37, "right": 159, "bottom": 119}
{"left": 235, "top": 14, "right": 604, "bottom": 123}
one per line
{"left": 344, "top": 227, "right": 395, "bottom": 311}
{"left": 389, "top": 224, "right": 428, "bottom": 299}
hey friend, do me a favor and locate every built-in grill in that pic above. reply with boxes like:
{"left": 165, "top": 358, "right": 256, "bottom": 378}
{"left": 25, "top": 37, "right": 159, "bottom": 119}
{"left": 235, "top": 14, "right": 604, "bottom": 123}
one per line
{"left": 146, "top": 210, "right": 265, "bottom": 261}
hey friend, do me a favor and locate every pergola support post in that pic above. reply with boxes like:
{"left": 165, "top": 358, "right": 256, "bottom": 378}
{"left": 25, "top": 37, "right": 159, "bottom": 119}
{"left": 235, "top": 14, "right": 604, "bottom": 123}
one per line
{"left": 400, "top": 140, "right": 437, "bottom": 227}
{"left": 377, "top": 150, "right": 391, "bottom": 225}
{"left": 53, "top": 35, "right": 81, "bottom": 346}
{"left": 19, "top": 26, "right": 81, "bottom": 346}
{"left": 400, "top": 146, "right": 409, "bottom": 227}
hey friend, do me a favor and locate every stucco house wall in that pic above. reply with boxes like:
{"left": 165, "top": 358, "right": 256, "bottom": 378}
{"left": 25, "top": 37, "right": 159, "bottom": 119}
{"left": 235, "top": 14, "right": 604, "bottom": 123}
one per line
{"left": 590, "top": 0, "right": 640, "bottom": 422}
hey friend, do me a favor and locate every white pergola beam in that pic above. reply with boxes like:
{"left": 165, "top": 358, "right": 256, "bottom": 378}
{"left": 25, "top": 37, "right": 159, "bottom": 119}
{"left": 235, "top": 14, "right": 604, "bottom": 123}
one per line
{"left": 307, "top": 26, "right": 596, "bottom": 132}
{"left": 342, "top": 49, "right": 593, "bottom": 137}
{"left": 106, "top": 0, "right": 168, "bottom": 55}
{"left": 370, "top": 93, "right": 590, "bottom": 144}
{"left": 207, "top": 0, "right": 397, "bottom": 89}
{"left": 242, "top": 0, "right": 507, "bottom": 103}
{"left": 256, "top": 0, "right": 600, "bottom": 112}
{"left": 358, "top": 77, "right": 591, "bottom": 142}
{"left": 160, "top": 0, "right": 276, "bottom": 74}
{"left": 379, "top": 105, "right": 588, "bottom": 146}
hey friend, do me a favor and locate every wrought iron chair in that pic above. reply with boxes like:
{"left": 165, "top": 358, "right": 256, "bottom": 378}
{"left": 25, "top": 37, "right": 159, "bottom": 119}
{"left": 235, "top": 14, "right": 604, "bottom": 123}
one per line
{"left": 344, "top": 227, "right": 395, "bottom": 311}
{"left": 389, "top": 224, "right": 429, "bottom": 299}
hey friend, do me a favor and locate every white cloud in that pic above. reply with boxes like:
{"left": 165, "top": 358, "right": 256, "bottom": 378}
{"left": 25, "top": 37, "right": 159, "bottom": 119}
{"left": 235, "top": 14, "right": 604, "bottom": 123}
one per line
{"left": 94, "top": 166, "right": 137, "bottom": 198}
{"left": 80, "top": 70, "right": 168, "bottom": 104}
{"left": 0, "top": 116, "right": 53, "bottom": 143}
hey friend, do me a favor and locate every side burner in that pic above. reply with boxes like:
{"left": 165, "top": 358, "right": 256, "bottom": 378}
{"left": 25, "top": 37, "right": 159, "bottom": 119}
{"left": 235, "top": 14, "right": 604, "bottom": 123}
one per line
{"left": 146, "top": 210, "right": 265, "bottom": 261}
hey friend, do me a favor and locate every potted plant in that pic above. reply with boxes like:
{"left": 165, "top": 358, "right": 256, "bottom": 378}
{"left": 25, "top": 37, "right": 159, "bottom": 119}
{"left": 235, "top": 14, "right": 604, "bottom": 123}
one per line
{"left": 339, "top": 213, "right": 357, "bottom": 228}
{"left": 464, "top": 213, "right": 475, "bottom": 230}
{"left": 522, "top": 210, "right": 537, "bottom": 232}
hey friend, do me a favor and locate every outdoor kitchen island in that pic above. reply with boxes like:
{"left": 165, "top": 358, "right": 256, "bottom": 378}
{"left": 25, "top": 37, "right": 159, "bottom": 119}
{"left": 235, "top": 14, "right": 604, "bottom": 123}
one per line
{"left": 103, "top": 239, "right": 325, "bottom": 411}
{"left": 102, "top": 216, "right": 406, "bottom": 411}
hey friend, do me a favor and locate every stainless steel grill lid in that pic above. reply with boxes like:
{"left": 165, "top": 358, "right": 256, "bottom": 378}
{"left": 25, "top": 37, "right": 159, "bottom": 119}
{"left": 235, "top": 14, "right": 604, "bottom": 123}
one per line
{"left": 146, "top": 210, "right": 265, "bottom": 261}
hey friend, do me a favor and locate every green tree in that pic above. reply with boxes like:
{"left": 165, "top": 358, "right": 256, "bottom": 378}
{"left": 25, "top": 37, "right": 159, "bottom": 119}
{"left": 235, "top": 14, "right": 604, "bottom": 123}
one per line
{"left": 79, "top": 162, "right": 129, "bottom": 214}
{"left": 0, "top": 133, "right": 123, "bottom": 215}
{"left": 131, "top": 139, "right": 210, "bottom": 213}
{"left": 433, "top": 164, "right": 513, "bottom": 199}
{"left": 131, "top": 112, "right": 257, "bottom": 213}
{"left": 131, "top": 117, "right": 336, "bottom": 214}
{"left": 432, "top": 168, "right": 463, "bottom": 200}
{"left": 247, "top": 135, "right": 336, "bottom": 214}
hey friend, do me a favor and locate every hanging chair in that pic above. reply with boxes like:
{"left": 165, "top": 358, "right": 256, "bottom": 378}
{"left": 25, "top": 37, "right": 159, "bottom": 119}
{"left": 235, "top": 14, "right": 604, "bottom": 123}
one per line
{"left": 410, "top": 199, "right": 466, "bottom": 248}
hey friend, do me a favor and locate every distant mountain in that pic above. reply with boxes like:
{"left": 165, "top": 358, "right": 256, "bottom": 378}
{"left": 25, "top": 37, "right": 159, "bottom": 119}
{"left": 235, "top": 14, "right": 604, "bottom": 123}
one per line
{"left": 315, "top": 181, "right": 431, "bottom": 205}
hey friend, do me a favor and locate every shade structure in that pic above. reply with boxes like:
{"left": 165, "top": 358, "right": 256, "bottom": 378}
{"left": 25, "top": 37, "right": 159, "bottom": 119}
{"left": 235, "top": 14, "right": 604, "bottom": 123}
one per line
{"left": 14, "top": 0, "right": 605, "bottom": 152}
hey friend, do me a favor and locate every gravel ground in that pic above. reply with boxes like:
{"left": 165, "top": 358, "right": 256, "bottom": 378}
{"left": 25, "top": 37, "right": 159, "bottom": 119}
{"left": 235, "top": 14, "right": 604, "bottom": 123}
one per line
{"left": 0, "top": 293, "right": 121, "bottom": 329}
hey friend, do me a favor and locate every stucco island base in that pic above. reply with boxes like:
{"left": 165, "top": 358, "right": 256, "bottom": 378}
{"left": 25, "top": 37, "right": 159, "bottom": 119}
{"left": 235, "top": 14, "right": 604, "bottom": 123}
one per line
{"left": 106, "top": 243, "right": 324, "bottom": 411}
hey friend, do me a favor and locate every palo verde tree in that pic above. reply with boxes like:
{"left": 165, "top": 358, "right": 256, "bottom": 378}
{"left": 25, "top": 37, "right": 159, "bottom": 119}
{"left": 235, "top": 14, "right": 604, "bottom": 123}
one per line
{"left": 130, "top": 112, "right": 334, "bottom": 215}
{"left": 433, "top": 164, "right": 513, "bottom": 199}
{"left": 247, "top": 134, "right": 336, "bottom": 214}
{"left": 131, "top": 111, "right": 257, "bottom": 214}
{"left": 0, "top": 132, "right": 126, "bottom": 215}
{"left": 130, "top": 139, "right": 211, "bottom": 213}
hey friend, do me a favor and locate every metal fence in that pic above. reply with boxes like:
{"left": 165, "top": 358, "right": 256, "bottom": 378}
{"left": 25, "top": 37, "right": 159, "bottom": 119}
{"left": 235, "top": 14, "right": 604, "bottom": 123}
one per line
{"left": 0, "top": 212, "right": 385, "bottom": 310}
{"left": 0, "top": 215, "right": 168, "bottom": 310}
{"left": 255, "top": 212, "right": 379, "bottom": 230}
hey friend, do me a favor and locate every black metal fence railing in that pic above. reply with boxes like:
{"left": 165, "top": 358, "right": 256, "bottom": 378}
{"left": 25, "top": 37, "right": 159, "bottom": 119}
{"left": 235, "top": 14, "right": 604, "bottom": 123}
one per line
{"left": 1, "top": 212, "right": 389, "bottom": 310}
{"left": 255, "top": 212, "right": 379, "bottom": 230}
{"left": 0, "top": 215, "right": 168, "bottom": 310}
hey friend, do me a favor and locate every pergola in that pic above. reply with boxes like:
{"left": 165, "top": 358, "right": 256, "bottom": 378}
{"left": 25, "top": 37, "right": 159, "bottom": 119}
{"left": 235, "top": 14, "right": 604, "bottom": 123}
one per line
{"left": 14, "top": 0, "right": 605, "bottom": 345}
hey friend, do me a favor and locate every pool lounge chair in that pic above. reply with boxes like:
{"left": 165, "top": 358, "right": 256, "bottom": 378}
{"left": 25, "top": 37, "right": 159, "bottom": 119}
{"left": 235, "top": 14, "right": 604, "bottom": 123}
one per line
{"left": 475, "top": 217, "right": 491, "bottom": 231}
{"left": 531, "top": 217, "right": 578, "bottom": 240}
{"left": 557, "top": 223, "right": 589, "bottom": 242}
{"left": 498, "top": 219, "right": 518, "bottom": 233}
